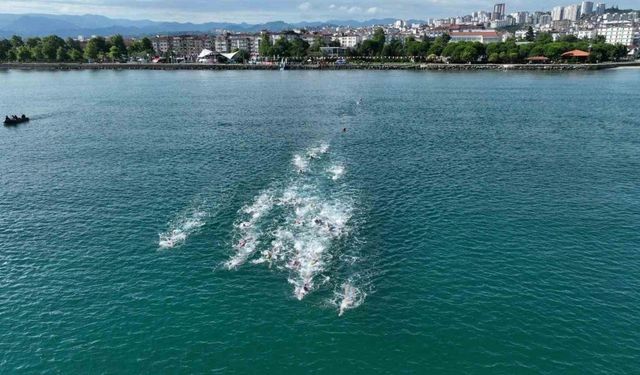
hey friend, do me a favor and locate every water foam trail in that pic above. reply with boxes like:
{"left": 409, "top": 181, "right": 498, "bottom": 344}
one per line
{"left": 276, "top": 185, "right": 353, "bottom": 300}
{"left": 159, "top": 208, "right": 207, "bottom": 249}
{"left": 327, "top": 164, "right": 346, "bottom": 181}
{"left": 336, "top": 282, "right": 366, "bottom": 316}
{"left": 225, "top": 142, "right": 362, "bottom": 305}
{"left": 293, "top": 155, "right": 309, "bottom": 173}
{"left": 225, "top": 191, "right": 275, "bottom": 269}
{"left": 307, "top": 143, "right": 330, "bottom": 160}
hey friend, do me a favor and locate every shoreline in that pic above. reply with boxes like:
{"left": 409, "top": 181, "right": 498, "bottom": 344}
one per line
{"left": 1, "top": 61, "right": 638, "bottom": 71}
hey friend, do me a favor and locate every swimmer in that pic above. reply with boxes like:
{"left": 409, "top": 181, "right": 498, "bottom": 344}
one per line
{"left": 236, "top": 237, "right": 252, "bottom": 249}
{"left": 339, "top": 284, "right": 357, "bottom": 316}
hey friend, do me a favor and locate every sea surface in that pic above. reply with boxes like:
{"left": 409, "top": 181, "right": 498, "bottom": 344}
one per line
{"left": 1, "top": 69, "right": 639, "bottom": 374}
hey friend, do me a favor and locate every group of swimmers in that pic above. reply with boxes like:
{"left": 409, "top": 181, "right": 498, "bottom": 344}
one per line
{"left": 5, "top": 114, "right": 26, "bottom": 121}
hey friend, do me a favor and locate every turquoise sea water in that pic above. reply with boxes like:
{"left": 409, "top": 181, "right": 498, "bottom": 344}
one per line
{"left": 1, "top": 69, "right": 639, "bottom": 374}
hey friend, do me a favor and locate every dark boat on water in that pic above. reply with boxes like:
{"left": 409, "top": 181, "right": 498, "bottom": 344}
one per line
{"left": 4, "top": 115, "right": 29, "bottom": 125}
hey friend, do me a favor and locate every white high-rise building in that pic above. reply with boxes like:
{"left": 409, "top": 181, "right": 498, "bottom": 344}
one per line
{"left": 492, "top": 3, "right": 506, "bottom": 20}
{"left": 597, "top": 22, "right": 634, "bottom": 45}
{"left": 510, "top": 12, "right": 528, "bottom": 24}
{"left": 581, "top": 1, "right": 594, "bottom": 16}
{"left": 564, "top": 4, "right": 581, "bottom": 21}
{"left": 552, "top": 6, "right": 564, "bottom": 21}
{"left": 539, "top": 14, "right": 552, "bottom": 25}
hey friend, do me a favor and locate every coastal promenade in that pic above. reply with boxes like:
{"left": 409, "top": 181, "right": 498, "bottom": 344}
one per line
{"left": 1, "top": 61, "right": 639, "bottom": 71}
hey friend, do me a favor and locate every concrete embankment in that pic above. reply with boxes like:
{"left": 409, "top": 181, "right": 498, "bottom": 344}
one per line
{"left": 1, "top": 61, "right": 638, "bottom": 71}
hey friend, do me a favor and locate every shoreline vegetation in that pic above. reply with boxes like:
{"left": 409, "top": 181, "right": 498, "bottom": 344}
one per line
{"left": 1, "top": 61, "right": 639, "bottom": 71}
{"left": 0, "top": 28, "right": 633, "bottom": 68}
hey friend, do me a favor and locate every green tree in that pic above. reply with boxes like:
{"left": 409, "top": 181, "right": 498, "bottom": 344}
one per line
{"left": 56, "top": 46, "right": 68, "bottom": 62}
{"left": 382, "top": 39, "right": 404, "bottom": 57}
{"left": 535, "top": 32, "right": 553, "bottom": 44}
{"left": 66, "top": 37, "right": 81, "bottom": 50}
{"left": 84, "top": 38, "right": 101, "bottom": 60}
{"left": 69, "top": 49, "right": 83, "bottom": 62}
{"left": 140, "top": 37, "right": 154, "bottom": 54}
{"left": 372, "top": 27, "right": 386, "bottom": 55}
{"left": 359, "top": 28, "right": 386, "bottom": 57}
{"left": 25, "top": 37, "right": 41, "bottom": 48}
{"left": 110, "top": 34, "right": 127, "bottom": 59}
{"left": 525, "top": 26, "right": 535, "bottom": 42}
{"left": 0, "top": 39, "right": 11, "bottom": 61}
{"left": 289, "top": 38, "right": 310, "bottom": 57}
{"left": 30, "top": 45, "right": 44, "bottom": 61}
{"left": 10, "top": 35, "right": 24, "bottom": 48}
{"left": 41, "top": 35, "right": 66, "bottom": 61}
{"left": 16, "top": 45, "right": 32, "bottom": 61}
{"left": 108, "top": 45, "right": 120, "bottom": 61}
{"left": 405, "top": 37, "right": 430, "bottom": 57}
{"left": 258, "top": 34, "right": 272, "bottom": 57}
{"left": 544, "top": 42, "right": 569, "bottom": 60}
{"left": 559, "top": 35, "right": 579, "bottom": 43}
{"left": 309, "top": 37, "right": 326, "bottom": 52}
{"left": 271, "top": 36, "right": 291, "bottom": 57}
{"left": 427, "top": 34, "right": 450, "bottom": 56}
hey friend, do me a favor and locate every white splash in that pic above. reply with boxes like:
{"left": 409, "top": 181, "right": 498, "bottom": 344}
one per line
{"left": 223, "top": 142, "right": 366, "bottom": 309}
{"left": 327, "top": 164, "right": 346, "bottom": 181}
{"left": 159, "top": 209, "right": 207, "bottom": 249}
{"left": 280, "top": 190, "right": 352, "bottom": 300}
{"left": 337, "top": 282, "right": 365, "bottom": 316}
{"left": 307, "top": 143, "right": 330, "bottom": 160}
{"left": 225, "top": 191, "right": 275, "bottom": 269}
{"left": 293, "top": 154, "right": 308, "bottom": 173}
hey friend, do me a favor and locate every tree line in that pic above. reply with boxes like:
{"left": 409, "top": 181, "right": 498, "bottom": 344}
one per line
{"left": 0, "top": 34, "right": 154, "bottom": 62}
{"left": 0, "top": 28, "right": 630, "bottom": 64}
{"left": 254, "top": 27, "right": 629, "bottom": 64}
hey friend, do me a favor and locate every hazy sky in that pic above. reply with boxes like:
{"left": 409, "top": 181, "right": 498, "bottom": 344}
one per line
{"left": 0, "top": 0, "right": 635, "bottom": 23}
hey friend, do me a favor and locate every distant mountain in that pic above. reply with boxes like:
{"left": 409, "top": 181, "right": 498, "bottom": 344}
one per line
{"left": 0, "top": 14, "right": 416, "bottom": 38}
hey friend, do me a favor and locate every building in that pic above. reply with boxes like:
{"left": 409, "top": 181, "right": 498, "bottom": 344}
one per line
{"left": 577, "top": 29, "right": 597, "bottom": 39}
{"left": 319, "top": 47, "right": 348, "bottom": 57}
{"left": 214, "top": 34, "right": 230, "bottom": 53}
{"left": 152, "top": 35, "right": 209, "bottom": 60}
{"left": 581, "top": 1, "right": 594, "bottom": 16}
{"left": 337, "top": 35, "right": 361, "bottom": 48}
{"left": 510, "top": 12, "right": 528, "bottom": 24}
{"left": 597, "top": 22, "right": 635, "bottom": 45}
{"left": 596, "top": 3, "right": 606, "bottom": 15}
{"left": 490, "top": 19, "right": 512, "bottom": 28}
{"left": 269, "top": 32, "right": 300, "bottom": 44}
{"left": 152, "top": 35, "right": 171, "bottom": 54}
{"left": 449, "top": 30, "right": 502, "bottom": 44}
{"left": 539, "top": 14, "right": 552, "bottom": 25}
{"left": 394, "top": 20, "right": 407, "bottom": 29}
{"left": 214, "top": 33, "right": 259, "bottom": 55}
{"left": 492, "top": 3, "right": 506, "bottom": 21}
{"left": 564, "top": 4, "right": 581, "bottom": 21}
{"left": 229, "top": 34, "right": 253, "bottom": 52}
{"left": 552, "top": 6, "right": 564, "bottom": 21}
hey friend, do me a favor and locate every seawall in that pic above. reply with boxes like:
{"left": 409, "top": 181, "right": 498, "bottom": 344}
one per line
{"left": 1, "top": 61, "right": 638, "bottom": 71}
